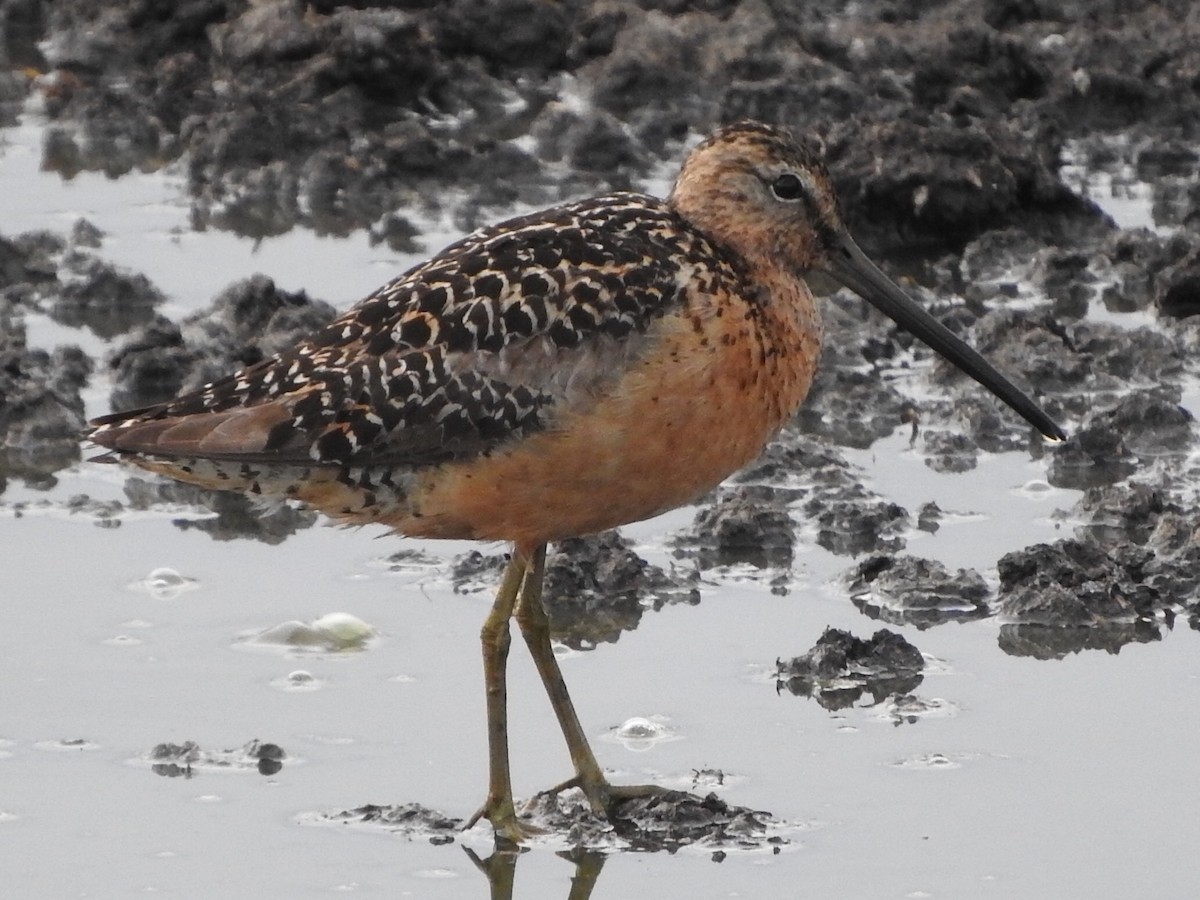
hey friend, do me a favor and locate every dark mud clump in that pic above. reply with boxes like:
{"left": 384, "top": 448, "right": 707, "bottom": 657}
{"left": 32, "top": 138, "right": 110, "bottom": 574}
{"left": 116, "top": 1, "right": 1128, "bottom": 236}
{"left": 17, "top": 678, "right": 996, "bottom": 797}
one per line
{"left": 676, "top": 485, "right": 797, "bottom": 572}
{"left": 1048, "top": 389, "right": 1195, "bottom": 490}
{"left": 776, "top": 627, "right": 924, "bottom": 710}
{"left": 997, "top": 539, "right": 1157, "bottom": 626}
{"left": 107, "top": 274, "right": 338, "bottom": 411}
{"left": 324, "top": 803, "right": 462, "bottom": 846}
{"left": 451, "top": 533, "right": 698, "bottom": 650}
{"left": 999, "top": 475, "right": 1200, "bottom": 658}
{"left": 48, "top": 254, "right": 164, "bottom": 339}
{"left": 322, "top": 788, "right": 786, "bottom": 853}
{"left": 921, "top": 430, "right": 979, "bottom": 474}
{"left": 996, "top": 539, "right": 1163, "bottom": 659}
{"left": 848, "top": 555, "right": 990, "bottom": 628}
{"left": 1086, "top": 390, "right": 1195, "bottom": 461}
{"left": 793, "top": 296, "right": 915, "bottom": 447}
{"left": 1046, "top": 415, "right": 1140, "bottom": 490}
{"left": 735, "top": 431, "right": 853, "bottom": 486}
{"left": 1159, "top": 244, "right": 1200, "bottom": 318}
{"left": 1073, "top": 482, "right": 1183, "bottom": 547}
{"left": 20, "top": 0, "right": 1199, "bottom": 251}
{"left": 147, "top": 738, "right": 287, "bottom": 777}
{"left": 178, "top": 275, "right": 338, "bottom": 389}
{"left": 0, "top": 306, "right": 91, "bottom": 486}
{"left": 120, "top": 475, "right": 318, "bottom": 544}
{"left": 0, "top": 491, "right": 124, "bottom": 523}
{"left": 104, "top": 318, "right": 194, "bottom": 414}
{"left": 451, "top": 549, "right": 511, "bottom": 594}
{"left": 521, "top": 787, "right": 782, "bottom": 853}
{"left": 0, "top": 227, "right": 135, "bottom": 485}
{"left": 1, "top": 225, "right": 166, "bottom": 339}
{"left": 543, "top": 531, "right": 698, "bottom": 650}
{"left": 806, "top": 494, "right": 908, "bottom": 557}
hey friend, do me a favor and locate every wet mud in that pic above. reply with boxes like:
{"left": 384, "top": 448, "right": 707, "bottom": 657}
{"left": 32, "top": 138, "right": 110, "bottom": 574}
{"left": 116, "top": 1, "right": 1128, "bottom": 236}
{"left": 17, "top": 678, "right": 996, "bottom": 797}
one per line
{"left": 147, "top": 738, "right": 288, "bottom": 778}
{"left": 11, "top": 1, "right": 1198, "bottom": 249}
{"left": 322, "top": 786, "right": 786, "bottom": 854}
{"left": 776, "top": 627, "right": 925, "bottom": 710}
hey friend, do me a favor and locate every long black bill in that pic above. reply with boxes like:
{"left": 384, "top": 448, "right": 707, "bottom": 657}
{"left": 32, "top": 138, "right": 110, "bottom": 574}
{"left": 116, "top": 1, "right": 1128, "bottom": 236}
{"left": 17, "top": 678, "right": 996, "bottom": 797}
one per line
{"left": 823, "top": 231, "right": 1066, "bottom": 442}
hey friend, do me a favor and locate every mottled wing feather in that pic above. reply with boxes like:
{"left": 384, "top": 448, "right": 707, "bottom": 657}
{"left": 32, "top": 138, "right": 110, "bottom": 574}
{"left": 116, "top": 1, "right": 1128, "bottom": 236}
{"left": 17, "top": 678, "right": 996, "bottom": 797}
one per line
{"left": 90, "top": 193, "right": 734, "bottom": 468}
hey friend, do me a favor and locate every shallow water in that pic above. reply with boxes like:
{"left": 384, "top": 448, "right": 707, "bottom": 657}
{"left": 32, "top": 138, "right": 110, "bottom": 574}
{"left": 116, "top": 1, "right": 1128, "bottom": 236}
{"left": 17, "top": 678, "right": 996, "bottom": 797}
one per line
{"left": 3, "top": 114, "right": 1200, "bottom": 899}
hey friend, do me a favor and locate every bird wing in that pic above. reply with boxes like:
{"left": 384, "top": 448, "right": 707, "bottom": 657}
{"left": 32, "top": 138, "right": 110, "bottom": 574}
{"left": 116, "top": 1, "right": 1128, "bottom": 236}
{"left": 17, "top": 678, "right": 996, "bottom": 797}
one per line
{"left": 89, "top": 193, "right": 733, "bottom": 467}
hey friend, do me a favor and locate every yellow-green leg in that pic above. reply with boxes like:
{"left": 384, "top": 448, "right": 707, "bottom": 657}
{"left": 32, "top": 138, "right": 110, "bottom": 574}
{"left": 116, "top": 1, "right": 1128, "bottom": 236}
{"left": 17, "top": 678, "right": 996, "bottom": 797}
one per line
{"left": 464, "top": 550, "right": 536, "bottom": 844}
{"left": 514, "top": 545, "right": 667, "bottom": 816}
{"left": 462, "top": 845, "right": 520, "bottom": 900}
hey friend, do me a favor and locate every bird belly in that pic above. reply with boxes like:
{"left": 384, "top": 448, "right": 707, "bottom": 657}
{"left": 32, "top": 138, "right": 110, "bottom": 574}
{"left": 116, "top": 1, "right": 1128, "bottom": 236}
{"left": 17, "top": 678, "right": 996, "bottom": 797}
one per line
{"left": 400, "top": 305, "right": 821, "bottom": 546}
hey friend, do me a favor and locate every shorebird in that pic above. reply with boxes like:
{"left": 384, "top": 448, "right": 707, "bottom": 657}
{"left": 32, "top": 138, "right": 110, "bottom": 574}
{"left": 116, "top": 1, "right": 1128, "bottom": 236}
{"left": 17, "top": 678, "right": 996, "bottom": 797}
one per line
{"left": 88, "top": 120, "right": 1065, "bottom": 842}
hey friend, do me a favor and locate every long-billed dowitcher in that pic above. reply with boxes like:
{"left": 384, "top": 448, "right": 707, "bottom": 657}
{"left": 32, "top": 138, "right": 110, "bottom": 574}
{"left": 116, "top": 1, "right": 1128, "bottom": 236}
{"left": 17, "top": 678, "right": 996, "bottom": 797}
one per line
{"left": 88, "top": 120, "right": 1064, "bottom": 842}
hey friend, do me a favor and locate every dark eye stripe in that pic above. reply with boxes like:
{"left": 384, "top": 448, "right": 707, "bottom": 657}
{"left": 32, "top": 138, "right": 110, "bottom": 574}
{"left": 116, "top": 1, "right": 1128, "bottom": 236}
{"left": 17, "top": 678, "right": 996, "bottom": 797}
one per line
{"left": 771, "top": 172, "right": 804, "bottom": 201}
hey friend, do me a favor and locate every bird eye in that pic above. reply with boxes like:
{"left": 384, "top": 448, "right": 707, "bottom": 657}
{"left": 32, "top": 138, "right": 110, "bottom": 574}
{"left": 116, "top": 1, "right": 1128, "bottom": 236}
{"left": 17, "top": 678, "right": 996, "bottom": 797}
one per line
{"left": 770, "top": 172, "right": 804, "bottom": 201}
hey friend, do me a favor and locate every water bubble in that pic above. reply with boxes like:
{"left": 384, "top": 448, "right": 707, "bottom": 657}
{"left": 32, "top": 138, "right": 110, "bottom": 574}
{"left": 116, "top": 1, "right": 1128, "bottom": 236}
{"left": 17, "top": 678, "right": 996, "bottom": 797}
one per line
{"left": 891, "top": 752, "right": 975, "bottom": 770}
{"left": 271, "top": 669, "right": 324, "bottom": 692}
{"left": 134, "top": 567, "right": 199, "bottom": 600}
{"left": 605, "top": 715, "right": 681, "bottom": 751}
{"left": 247, "top": 612, "right": 376, "bottom": 652}
{"left": 311, "top": 613, "right": 374, "bottom": 646}
{"left": 103, "top": 634, "right": 144, "bottom": 646}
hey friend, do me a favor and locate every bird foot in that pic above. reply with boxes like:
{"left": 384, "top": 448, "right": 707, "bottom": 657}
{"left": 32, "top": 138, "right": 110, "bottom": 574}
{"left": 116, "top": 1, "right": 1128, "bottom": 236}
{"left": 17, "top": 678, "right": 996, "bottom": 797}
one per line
{"left": 538, "top": 774, "right": 677, "bottom": 819}
{"left": 464, "top": 795, "right": 545, "bottom": 847}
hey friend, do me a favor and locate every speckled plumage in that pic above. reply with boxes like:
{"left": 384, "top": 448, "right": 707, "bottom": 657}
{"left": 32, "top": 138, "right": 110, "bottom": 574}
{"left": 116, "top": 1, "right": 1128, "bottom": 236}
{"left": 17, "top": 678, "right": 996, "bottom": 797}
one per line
{"left": 89, "top": 124, "right": 828, "bottom": 544}
{"left": 94, "top": 195, "right": 699, "bottom": 461}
